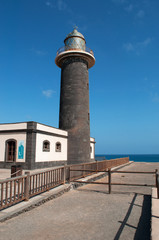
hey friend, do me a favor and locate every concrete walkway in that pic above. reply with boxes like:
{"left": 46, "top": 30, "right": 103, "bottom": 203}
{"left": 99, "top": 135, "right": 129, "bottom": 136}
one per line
{"left": 0, "top": 162, "right": 159, "bottom": 240}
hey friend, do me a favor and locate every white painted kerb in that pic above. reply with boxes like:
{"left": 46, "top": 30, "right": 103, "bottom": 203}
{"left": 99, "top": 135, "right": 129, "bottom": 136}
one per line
{"left": 151, "top": 188, "right": 159, "bottom": 240}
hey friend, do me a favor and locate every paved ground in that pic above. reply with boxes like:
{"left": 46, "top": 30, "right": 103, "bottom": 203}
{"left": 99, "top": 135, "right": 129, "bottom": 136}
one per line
{"left": 0, "top": 162, "right": 158, "bottom": 240}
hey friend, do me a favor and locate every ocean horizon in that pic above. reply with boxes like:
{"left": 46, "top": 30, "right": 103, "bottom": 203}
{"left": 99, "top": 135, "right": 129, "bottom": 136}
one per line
{"left": 95, "top": 154, "right": 159, "bottom": 162}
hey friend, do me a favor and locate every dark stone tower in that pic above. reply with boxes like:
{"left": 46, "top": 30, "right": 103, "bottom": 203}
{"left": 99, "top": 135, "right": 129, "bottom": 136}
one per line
{"left": 55, "top": 28, "right": 95, "bottom": 164}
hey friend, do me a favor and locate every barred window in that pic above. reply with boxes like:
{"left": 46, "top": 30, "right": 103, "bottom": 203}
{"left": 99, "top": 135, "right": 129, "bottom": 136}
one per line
{"left": 56, "top": 142, "right": 61, "bottom": 152}
{"left": 43, "top": 140, "right": 50, "bottom": 152}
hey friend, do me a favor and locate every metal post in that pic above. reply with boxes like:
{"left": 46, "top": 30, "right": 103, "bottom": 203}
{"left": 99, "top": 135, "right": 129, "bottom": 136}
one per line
{"left": 108, "top": 168, "right": 111, "bottom": 194}
{"left": 24, "top": 171, "right": 30, "bottom": 201}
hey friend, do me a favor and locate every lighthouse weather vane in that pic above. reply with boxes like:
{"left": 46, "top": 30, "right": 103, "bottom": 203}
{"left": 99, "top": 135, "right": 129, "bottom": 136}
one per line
{"left": 73, "top": 25, "right": 78, "bottom": 30}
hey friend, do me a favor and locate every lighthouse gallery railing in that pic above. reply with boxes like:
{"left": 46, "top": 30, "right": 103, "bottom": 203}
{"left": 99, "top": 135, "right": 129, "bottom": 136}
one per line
{"left": 56, "top": 46, "right": 94, "bottom": 56}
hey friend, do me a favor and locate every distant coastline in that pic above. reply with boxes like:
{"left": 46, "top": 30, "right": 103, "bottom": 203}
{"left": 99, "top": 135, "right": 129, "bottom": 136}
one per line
{"left": 95, "top": 154, "right": 159, "bottom": 162}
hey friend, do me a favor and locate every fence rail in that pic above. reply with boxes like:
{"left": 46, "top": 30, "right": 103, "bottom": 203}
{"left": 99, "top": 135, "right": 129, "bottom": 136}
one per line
{"left": 0, "top": 175, "right": 27, "bottom": 210}
{"left": 69, "top": 157, "right": 129, "bottom": 181}
{"left": 0, "top": 157, "right": 129, "bottom": 210}
{"left": 29, "top": 167, "right": 65, "bottom": 197}
{"left": 73, "top": 168, "right": 158, "bottom": 195}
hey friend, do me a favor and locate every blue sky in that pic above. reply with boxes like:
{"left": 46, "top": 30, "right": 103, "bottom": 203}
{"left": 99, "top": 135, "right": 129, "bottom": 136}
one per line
{"left": 0, "top": 0, "right": 159, "bottom": 154}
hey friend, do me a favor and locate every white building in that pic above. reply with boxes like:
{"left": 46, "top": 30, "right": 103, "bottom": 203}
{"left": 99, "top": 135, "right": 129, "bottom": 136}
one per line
{"left": 0, "top": 121, "right": 95, "bottom": 169}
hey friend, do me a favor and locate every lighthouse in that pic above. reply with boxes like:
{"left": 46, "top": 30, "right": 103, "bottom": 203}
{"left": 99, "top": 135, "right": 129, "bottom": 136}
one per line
{"left": 55, "top": 28, "right": 95, "bottom": 164}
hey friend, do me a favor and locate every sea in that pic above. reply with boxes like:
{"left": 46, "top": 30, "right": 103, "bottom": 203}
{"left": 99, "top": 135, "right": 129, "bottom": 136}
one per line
{"left": 95, "top": 154, "right": 159, "bottom": 162}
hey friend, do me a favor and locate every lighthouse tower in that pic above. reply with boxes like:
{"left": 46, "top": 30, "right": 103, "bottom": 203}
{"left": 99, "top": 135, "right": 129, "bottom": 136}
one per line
{"left": 55, "top": 28, "right": 95, "bottom": 164}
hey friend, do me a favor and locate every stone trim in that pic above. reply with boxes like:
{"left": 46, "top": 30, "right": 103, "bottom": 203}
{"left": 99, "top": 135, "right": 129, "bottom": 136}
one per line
{"left": 25, "top": 122, "right": 37, "bottom": 169}
{"left": 0, "top": 161, "right": 67, "bottom": 170}
{"left": 62, "top": 57, "right": 88, "bottom": 69}
{"left": 31, "top": 161, "right": 67, "bottom": 170}
{"left": 0, "top": 130, "right": 27, "bottom": 134}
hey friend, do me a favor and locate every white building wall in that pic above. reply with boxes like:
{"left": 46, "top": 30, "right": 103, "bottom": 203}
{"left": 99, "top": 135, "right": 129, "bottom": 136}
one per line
{"left": 90, "top": 142, "right": 95, "bottom": 159}
{"left": 90, "top": 137, "right": 95, "bottom": 159}
{"left": 0, "top": 133, "right": 26, "bottom": 162}
{"left": 0, "top": 122, "right": 94, "bottom": 165}
{"left": 35, "top": 133, "right": 67, "bottom": 162}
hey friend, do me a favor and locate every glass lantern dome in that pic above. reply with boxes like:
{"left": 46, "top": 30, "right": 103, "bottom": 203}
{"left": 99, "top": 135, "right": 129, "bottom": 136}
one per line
{"left": 64, "top": 28, "right": 86, "bottom": 51}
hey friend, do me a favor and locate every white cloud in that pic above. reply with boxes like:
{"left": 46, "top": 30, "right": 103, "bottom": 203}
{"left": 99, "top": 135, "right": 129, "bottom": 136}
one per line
{"left": 136, "top": 10, "right": 145, "bottom": 18}
{"left": 26, "top": 115, "right": 32, "bottom": 120}
{"left": 57, "top": 0, "right": 67, "bottom": 11}
{"left": 46, "top": 0, "right": 71, "bottom": 13}
{"left": 123, "top": 43, "right": 134, "bottom": 52}
{"left": 45, "top": 1, "right": 55, "bottom": 8}
{"left": 46, "top": 1, "right": 52, "bottom": 7}
{"left": 42, "top": 90, "right": 55, "bottom": 98}
{"left": 152, "top": 93, "right": 159, "bottom": 103}
{"left": 31, "top": 48, "right": 48, "bottom": 56}
{"left": 125, "top": 4, "right": 133, "bottom": 12}
{"left": 112, "top": 0, "right": 126, "bottom": 4}
{"left": 35, "top": 50, "right": 48, "bottom": 56}
{"left": 123, "top": 38, "right": 152, "bottom": 54}
{"left": 138, "top": 38, "right": 151, "bottom": 47}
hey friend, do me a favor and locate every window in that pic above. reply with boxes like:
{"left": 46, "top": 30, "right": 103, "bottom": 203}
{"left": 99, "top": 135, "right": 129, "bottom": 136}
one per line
{"left": 90, "top": 146, "right": 92, "bottom": 153}
{"left": 6, "top": 139, "right": 17, "bottom": 162}
{"left": 43, "top": 140, "right": 50, "bottom": 152}
{"left": 56, "top": 142, "right": 61, "bottom": 152}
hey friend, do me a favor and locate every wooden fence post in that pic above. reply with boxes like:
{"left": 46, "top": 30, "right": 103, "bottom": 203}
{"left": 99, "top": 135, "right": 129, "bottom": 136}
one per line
{"left": 96, "top": 160, "right": 98, "bottom": 173}
{"left": 155, "top": 169, "right": 158, "bottom": 187}
{"left": 63, "top": 165, "right": 66, "bottom": 184}
{"left": 154, "top": 169, "right": 159, "bottom": 199}
{"left": 68, "top": 166, "right": 70, "bottom": 183}
{"left": 108, "top": 168, "right": 111, "bottom": 194}
{"left": 156, "top": 173, "right": 159, "bottom": 199}
{"left": 24, "top": 171, "right": 30, "bottom": 201}
{"left": 157, "top": 175, "right": 159, "bottom": 199}
{"left": 83, "top": 164, "right": 85, "bottom": 178}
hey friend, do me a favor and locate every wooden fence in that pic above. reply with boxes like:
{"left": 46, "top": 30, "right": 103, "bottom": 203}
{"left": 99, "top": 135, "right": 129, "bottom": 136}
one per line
{"left": 0, "top": 157, "right": 129, "bottom": 210}
{"left": 69, "top": 157, "right": 129, "bottom": 180}
{"left": 73, "top": 169, "right": 158, "bottom": 195}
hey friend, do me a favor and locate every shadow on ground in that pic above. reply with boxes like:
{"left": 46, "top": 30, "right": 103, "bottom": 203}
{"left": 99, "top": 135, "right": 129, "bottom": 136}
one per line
{"left": 114, "top": 194, "right": 151, "bottom": 240}
{"left": 77, "top": 187, "right": 151, "bottom": 240}
{"left": 134, "top": 195, "right": 151, "bottom": 240}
